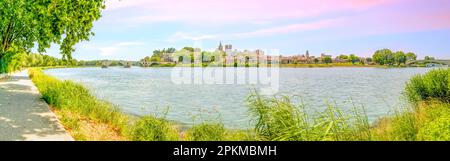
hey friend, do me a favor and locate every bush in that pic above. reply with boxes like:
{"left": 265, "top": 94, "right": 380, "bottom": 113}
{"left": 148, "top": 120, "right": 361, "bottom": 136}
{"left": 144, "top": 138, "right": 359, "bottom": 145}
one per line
{"left": 130, "top": 116, "right": 179, "bottom": 141}
{"left": 0, "top": 49, "right": 27, "bottom": 73}
{"left": 405, "top": 68, "right": 450, "bottom": 103}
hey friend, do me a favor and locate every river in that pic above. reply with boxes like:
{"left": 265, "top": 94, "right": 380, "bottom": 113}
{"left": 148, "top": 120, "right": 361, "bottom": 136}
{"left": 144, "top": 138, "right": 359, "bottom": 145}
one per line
{"left": 45, "top": 67, "right": 431, "bottom": 128}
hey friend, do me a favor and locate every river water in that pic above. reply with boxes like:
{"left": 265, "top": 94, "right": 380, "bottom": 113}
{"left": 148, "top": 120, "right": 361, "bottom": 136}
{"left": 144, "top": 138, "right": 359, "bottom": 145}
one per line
{"left": 45, "top": 67, "right": 431, "bottom": 128}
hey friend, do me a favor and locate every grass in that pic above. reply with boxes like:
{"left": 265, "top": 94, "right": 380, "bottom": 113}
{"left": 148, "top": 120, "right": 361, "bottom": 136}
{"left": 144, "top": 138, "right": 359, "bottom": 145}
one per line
{"left": 29, "top": 68, "right": 129, "bottom": 140}
{"left": 247, "top": 94, "right": 372, "bottom": 141}
{"left": 28, "top": 67, "right": 450, "bottom": 141}
{"left": 372, "top": 101, "right": 450, "bottom": 141}
{"left": 129, "top": 116, "right": 179, "bottom": 141}
{"left": 372, "top": 68, "right": 450, "bottom": 141}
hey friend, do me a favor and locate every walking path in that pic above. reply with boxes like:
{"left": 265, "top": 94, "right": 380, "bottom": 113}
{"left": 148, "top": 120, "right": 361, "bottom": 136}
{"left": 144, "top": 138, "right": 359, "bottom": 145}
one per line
{"left": 0, "top": 70, "right": 73, "bottom": 141}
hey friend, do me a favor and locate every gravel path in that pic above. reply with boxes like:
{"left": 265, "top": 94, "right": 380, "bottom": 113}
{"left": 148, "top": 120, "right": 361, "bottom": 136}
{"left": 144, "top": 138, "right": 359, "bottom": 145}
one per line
{"left": 0, "top": 70, "right": 73, "bottom": 141}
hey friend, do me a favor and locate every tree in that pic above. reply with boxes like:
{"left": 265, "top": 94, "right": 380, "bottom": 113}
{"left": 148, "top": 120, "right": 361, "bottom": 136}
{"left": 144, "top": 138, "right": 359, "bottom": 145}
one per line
{"left": 349, "top": 54, "right": 359, "bottom": 64}
{"left": 366, "top": 57, "right": 373, "bottom": 63}
{"left": 0, "top": 0, "right": 106, "bottom": 61}
{"left": 424, "top": 56, "right": 435, "bottom": 61}
{"left": 338, "top": 54, "right": 349, "bottom": 60}
{"left": 373, "top": 49, "right": 393, "bottom": 65}
{"left": 314, "top": 58, "right": 319, "bottom": 64}
{"left": 406, "top": 52, "right": 417, "bottom": 61}
{"left": 182, "top": 47, "right": 195, "bottom": 52}
{"left": 166, "top": 47, "right": 176, "bottom": 53}
{"left": 322, "top": 56, "right": 332, "bottom": 64}
{"left": 151, "top": 50, "right": 163, "bottom": 62}
{"left": 394, "top": 51, "right": 406, "bottom": 65}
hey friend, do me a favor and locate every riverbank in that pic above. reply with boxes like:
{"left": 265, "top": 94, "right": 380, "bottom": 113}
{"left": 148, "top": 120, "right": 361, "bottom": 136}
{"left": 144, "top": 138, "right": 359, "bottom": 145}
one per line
{"left": 27, "top": 67, "right": 449, "bottom": 141}
{"left": 0, "top": 70, "right": 73, "bottom": 141}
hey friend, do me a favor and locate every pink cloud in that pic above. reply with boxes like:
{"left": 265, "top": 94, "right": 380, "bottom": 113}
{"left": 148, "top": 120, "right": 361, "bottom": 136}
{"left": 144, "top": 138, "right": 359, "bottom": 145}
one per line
{"left": 167, "top": 18, "right": 339, "bottom": 42}
{"left": 105, "top": 0, "right": 398, "bottom": 24}
{"left": 233, "top": 19, "right": 338, "bottom": 38}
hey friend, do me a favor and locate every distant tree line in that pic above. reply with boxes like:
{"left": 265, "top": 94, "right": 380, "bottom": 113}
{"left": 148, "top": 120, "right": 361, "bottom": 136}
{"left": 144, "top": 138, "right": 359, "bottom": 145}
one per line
{"left": 0, "top": 50, "right": 76, "bottom": 73}
{"left": 372, "top": 49, "right": 417, "bottom": 66}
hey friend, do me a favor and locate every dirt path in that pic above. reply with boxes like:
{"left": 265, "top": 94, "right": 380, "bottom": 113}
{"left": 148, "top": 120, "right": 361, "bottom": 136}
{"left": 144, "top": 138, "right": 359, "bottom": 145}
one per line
{"left": 0, "top": 70, "right": 73, "bottom": 141}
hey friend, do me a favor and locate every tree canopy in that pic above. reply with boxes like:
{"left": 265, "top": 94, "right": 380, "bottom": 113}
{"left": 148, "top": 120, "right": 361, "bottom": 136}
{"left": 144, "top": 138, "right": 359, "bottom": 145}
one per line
{"left": 0, "top": 0, "right": 105, "bottom": 60}
{"left": 372, "top": 49, "right": 417, "bottom": 66}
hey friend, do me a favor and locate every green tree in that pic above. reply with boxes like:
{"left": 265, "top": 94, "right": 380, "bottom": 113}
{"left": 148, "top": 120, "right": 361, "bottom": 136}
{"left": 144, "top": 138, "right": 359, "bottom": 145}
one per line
{"left": 166, "top": 47, "right": 176, "bottom": 53}
{"left": 183, "top": 47, "right": 195, "bottom": 52}
{"left": 394, "top": 51, "right": 406, "bottom": 65}
{"left": 349, "top": 54, "right": 359, "bottom": 64}
{"left": 406, "top": 52, "right": 417, "bottom": 61}
{"left": 322, "top": 56, "right": 332, "bottom": 64}
{"left": 373, "top": 49, "right": 393, "bottom": 65}
{"left": 424, "top": 56, "right": 435, "bottom": 61}
{"left": 338, "top": 54, "right": 349, "bottom": 60}
{"left": 314, "top": 58, "right": 319, "bottom": 64}
{"left": 0, "top": 0, "right": 105, "bottom": 61}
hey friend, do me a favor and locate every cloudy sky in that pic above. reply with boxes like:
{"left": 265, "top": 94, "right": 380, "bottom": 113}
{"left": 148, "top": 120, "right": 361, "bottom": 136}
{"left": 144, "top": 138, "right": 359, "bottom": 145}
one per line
{"left": 43, "top": 0, "right": 450, "bottom": 60}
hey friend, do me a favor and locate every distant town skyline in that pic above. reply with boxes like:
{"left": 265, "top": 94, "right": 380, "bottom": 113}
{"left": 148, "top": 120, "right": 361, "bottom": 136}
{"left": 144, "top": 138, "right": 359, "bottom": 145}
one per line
{"left": 38, "top": 0, "right": 450, "bottom": 61}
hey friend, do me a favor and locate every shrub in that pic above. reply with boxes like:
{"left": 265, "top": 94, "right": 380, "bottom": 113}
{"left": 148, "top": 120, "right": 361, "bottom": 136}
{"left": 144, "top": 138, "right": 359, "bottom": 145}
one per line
{"left": 405, "top": 68, "right": 450, "bottom": 103}
{"left": 130, "top": 116, "right": 179, "bottom": 141}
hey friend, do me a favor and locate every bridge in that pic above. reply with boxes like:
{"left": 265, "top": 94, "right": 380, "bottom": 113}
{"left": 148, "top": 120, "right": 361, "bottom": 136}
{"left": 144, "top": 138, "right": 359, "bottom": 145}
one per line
{"left": 406, "top": 60, "right": 450, "bottom": 66}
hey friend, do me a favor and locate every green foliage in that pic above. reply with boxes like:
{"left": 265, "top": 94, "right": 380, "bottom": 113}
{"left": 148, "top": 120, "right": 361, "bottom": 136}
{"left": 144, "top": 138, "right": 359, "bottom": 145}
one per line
{"left": 322, "top": 56, "right": 333, "bottom": 64}
{"left": 338, "top": 54, "right": 349, "bottom": 60}
{"left": 29, "top": 68, "right": 128, "bottom": 134}
{"left": 373, "top": 49, "right": 389, "bottom": 65}
{"left": 394, "top": 51, "right": 406, "bottom": 65}
{"left": 182, "top": 47, "right": 195, "bottom": 52}
{"left": 349, "top": 54, "right": 359, "bottom": 64}
{"left": 0, "top": 48, "right": 27, "bottom": 73}
{"left": 418, "top": 117, "right": 450, "bottom": 141}
{"left": 186, "top": 123, "right": 226, "bottom": 141}
{"left": 405, "top": 68, "right": 450, "bottom": 103}
{"left": 390, "top": 110, "right": 418, "bottom": 141}
{"left": 130, "top": 116, "right": 179, "bottom": 141}
{"left": 424, "top": 56, "right": 435, "bottom": 61}
{"left": 0, "top": 0, "right": 105, "bottom": 60}
{"left": 373, "top": 49, "right": 417, "bottom": 66}
{"left": 406, "top": 52, "right": 417, "bottom": 61}
{"left": 417, "top": 103, "right": 450, "bottom": 141}
{"left": 247, "top": 93, "right": 371, "bottom": 141}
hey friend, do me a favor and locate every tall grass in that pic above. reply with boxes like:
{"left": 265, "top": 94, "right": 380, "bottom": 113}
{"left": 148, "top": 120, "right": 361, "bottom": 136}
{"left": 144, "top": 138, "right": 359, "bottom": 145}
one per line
{"left": 247, "top": 93, "right": 372, "bottom": 141}
{"left": 129, "top": 116, "right": 179, "bottom": 141}
{"left": 185, "top": 123, "right": 226, "bottom": 141}
{"left": 29, "top": 68, "right": 129, "bottom": 140}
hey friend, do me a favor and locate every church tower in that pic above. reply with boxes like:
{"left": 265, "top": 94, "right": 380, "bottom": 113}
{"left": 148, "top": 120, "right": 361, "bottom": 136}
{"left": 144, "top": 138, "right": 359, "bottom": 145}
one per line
{"left": 218, "top": 41, "right": 224, "bottom": 51}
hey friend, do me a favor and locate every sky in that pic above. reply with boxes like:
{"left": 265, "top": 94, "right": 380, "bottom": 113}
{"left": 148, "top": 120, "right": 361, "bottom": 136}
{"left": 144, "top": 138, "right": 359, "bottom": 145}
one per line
{"left": 42, "top": 0, "right": 450, "bottom": 60}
